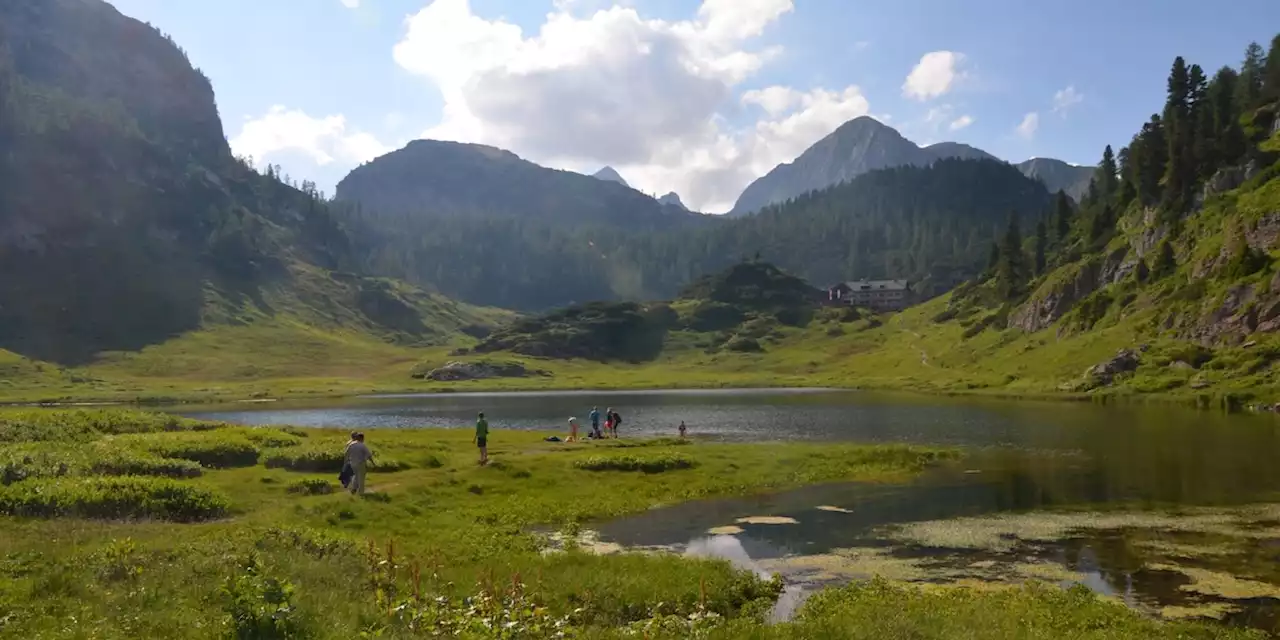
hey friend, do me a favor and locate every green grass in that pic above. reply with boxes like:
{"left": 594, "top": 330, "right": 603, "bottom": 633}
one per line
{"left": 0, "top": 410, "right": 1262, "bottom": 639}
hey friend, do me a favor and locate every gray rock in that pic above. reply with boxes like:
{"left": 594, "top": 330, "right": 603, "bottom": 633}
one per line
{"left": 1084, "top": 348, "right": 1141, "bottom": 386}
{"left": 415, "top": 360, "right": 546, "bottom": 381}
{"left": 1170, "top": 360, "right": 1195, "bottom": 371}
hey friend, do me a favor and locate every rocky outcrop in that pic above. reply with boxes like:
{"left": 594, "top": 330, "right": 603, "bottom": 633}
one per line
{"left": 1084, "top": 348, "right": 1141, "bottom": 386}
{"left": 1008, "top": 247, "right": 1128, "bottom": 333}
{"left": 1246, "top": 212, "right": 1280, "bottom": 251}
{"left": 413, "top": 360, "right": 548, "bottom": 381}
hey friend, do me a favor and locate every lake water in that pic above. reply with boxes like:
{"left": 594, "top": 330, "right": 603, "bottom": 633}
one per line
{"left": 180, "top": 389, "right": 1280, "bottom": 631}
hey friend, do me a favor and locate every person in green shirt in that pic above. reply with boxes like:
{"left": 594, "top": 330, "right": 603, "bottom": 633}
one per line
{"left": 474, "top": 412, "right": 490, "bottom": 465}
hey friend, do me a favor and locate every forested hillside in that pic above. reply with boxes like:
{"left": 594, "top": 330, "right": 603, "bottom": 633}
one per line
{"left": 921, "top": 33, "right": 1280, "bottom": 394}
{"left": 0, "top": 0, "right": 495, "bottom": 364}
{"left": 333, "top": 157, "right": 1052, "bottom": 310}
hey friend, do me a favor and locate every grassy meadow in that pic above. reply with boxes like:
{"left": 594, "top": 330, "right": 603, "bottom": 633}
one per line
{"left": 0, "top": 408, "right": 1264, "bottom": 638}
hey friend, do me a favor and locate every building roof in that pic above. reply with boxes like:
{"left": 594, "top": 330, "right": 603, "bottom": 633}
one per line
{"left": 830, "top": 279, "right": 910, "bottom": 291}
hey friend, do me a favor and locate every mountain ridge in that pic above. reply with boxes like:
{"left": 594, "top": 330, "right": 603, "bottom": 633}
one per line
{"left": 728, "top": 116, "right": 1094, "bottom": 216}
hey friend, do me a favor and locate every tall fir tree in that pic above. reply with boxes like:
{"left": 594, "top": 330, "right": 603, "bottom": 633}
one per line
{"left": 1129, "top": 115, "right": 1167, "bottom": 206}
{"left": 1161, "top": 57, "right": 1195, "bottom": 216}
{"left": 1187, "top": 64, "right": 1216, "bottom": 180}
{"left": 1116, "top": 146, "right": 1138, "bottom": 207}
{"left": 1237, "top": 42, "right": 1266, "bottom": 108}
{"left": 997, "top": 213, "right": 1025, "bottom": 299}
{"left": 1033, "top": 219, "right": 1048, "bottom": 276}
{"left": 1263, "top": 34, "right": 1280, "bottom": 102}
{"left": 1094, "top": 145, "right": 1119, "bottom": 203}
{"left": 1210, "top": 66, "right": 1247, "bottom": 165}
{"left": 1053, "top": 190, "right": 1073, "bottom": 241}
{"left": 1089, "top": 205, "right": 1114, "bottom": 244}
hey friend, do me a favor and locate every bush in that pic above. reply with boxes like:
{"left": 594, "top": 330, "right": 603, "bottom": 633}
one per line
{"left": 241, "top": 429, "right": 306, "bottom": 449}
{"left": 723, "top": 337, "right": 763, "bottom": 353}
{"left": 286, "top": 478, "right": 334, "bottom": 496}
{"left": 126, "top": 432, "right": 261, "bottom": 468}
{"left": 263, "top": 447, "right": 410, "bottom": 473}
{"left": 0, "top": 477, "right": 230, "bottom": 521}
{"left": 0, "top": 409, "right": 225, "bottom": 443}
{"left": 573, "top": 454, "right": 697, "bottom": 473}
{"left": 0, "top": 445, "right": 202, "bottom": 484}
{"left": 221, "top": 554, "right": 311, "bottom": 639}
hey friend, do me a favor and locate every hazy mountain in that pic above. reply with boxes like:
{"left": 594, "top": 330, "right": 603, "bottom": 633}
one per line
{"left": 0, "top": 0, "right": 488, "bottom": 362}
{"left": 592, "top": 166, "right": 629, "bottom": 187}
{"left": 658, "top": 192, "right": 689, "bottom": 210}
{"left": 1014, "top": 158, "right": 1095, "bottom": 201}
{"left": 728, "top": 116, "right": 1094, "bottom": 217}
{"left": 335, "top": 141, "right": 703, "bottom": 230}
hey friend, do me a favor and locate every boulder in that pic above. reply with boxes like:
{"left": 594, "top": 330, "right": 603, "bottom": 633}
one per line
{"left": 1084, "top": 348, "right": 1141, "bottom": 386}
{"left": 414, "top": 360, "right": 547, "bottom": 381}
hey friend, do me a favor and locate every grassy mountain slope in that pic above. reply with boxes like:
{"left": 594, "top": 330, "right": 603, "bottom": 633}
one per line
{"left": 0, "top": 0, "right": 504, "bottom": 380}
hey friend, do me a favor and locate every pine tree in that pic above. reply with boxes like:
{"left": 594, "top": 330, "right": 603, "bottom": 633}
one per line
{"left": 1210, "top": 66, "right": 1246, "bottom": 165}
{"left": 987, "top": 241, "right": 1001, "bottom": 275}
{"left": 1263, "top": 34, "right": 1280, "bottom": 102}
{"left": 1053, "top": 190, "right": 1072, "bottom": 241}
{"left": 1089, "top": 205, "right": 1114, "bottom": 244}
{"left": 1161, "top": 57, "right": 1194, "bottom": 215}
{"left": 1033, "top": 218, "right": 1048, "bottom": 276}
{"left": 1237, "top": 42, "right": 1266, "bottom": 108}
{"left": 1187, "top": 64, "right": 1215, "bottom": 179}
{"left": 997, "top": 213, "right": 1025, "bottom": 299}
{"left": 1094, "top": 145, "right": 1119, "bottom": 203}
{"left": 1116, "top": 146, "right": 1137, "bottom": 207}
{"left": 1152, "top": 240, "right": 1176, "bottom": 279}
{"left": 1130, "top": 114, "right": 1167, "bottom": 206}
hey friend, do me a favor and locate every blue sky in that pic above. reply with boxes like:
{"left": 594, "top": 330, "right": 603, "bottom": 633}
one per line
{"left": 109, "top": 0, "right": 1280, "bottom": 213}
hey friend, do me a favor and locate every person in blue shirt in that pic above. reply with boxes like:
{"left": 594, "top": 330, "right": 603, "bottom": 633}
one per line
{"left": 589, "top": 406, "right": 601, "bottom": 438}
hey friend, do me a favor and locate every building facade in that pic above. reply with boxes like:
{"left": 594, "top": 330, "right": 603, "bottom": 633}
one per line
{"left": 826, "top": 279, "right": 913, "bottom": 311}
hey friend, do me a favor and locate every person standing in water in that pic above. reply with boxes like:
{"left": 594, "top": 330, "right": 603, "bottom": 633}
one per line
{"left": 589, "top": 406, "right": 601, "bottom": 439}
{"left": 343, "top": 432, "right": 373, "bottom": 495}
{"left": 610, "top": 409, "right": 623, "bottom": 438}
{"left": 678, "top": 421, "right": 687, "bottom": 439}
{"left": 474, "top": 412, "right": 490, "bottom": 465}
{"left": 604, "top": 408, "right": 614, "bottom": 438}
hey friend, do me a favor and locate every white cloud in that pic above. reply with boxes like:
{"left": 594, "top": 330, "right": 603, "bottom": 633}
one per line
{"left": 229, "top": 105, "right": 390, "bottom": 167}
{"left": 741, "top": 86, "right": 801, "bottom": 117}
{"left": 1016, "top": 112, "right": 1039, "bottom": 140}
{"left": 949, "top": 114, "right": 974, "bottom": 131}
{"left": 339, "top": 0, "right": 359, "bottom": 7}
{"left": 902, "top": 51, "right": 966, "bottom": 101}
{"left": 1051, "top": 85, "right": 1083, "bottom": 114}
{"left": 390, "top": 0, "right": 848, "bottom": 213}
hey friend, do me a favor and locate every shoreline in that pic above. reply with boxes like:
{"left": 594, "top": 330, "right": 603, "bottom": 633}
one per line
{"left": 4, "top": 377, "right": 1276, "bottom": 416}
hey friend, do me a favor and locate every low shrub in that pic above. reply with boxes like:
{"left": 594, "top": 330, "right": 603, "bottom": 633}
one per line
{"left": 573, "top": 453, "right": 698, "bottom": 473}
{"left": 286, "top": 478, "right": 334, "bottom": 496}
{"left": 241, "top": 428, "right": 306, "bottom": 449}
{"left": 0, "top": 409, "right": 223, "bottom": 443}
{"left": 0, "top": 477, "right": 231, "bottom": 521}
{"left": 723, "top": 337, "right": 763, "bottom": 353}
{"left": 0, "top": 445, "right": 202, "bottom": 484}
{"left": 125, "top": 432, "right": 261, "bottom": 468}
{"left": 262, "top": 447, "right": 410, "bottom": 473}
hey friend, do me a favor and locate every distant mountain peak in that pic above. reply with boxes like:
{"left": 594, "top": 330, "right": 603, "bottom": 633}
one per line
{"left": 727, "top": 116, "right": 1096, "bottom": 216}
{"left": 592, "top": 166, "right": 629, "bottom": 187}
{"left": 658, "top": 192, "right": 688, "bottom": 210}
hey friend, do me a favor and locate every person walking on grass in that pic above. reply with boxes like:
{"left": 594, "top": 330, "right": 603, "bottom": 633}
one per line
{"left": 343, "top": 432, "right": 373, "bottom": 495}
{"left": 474, "top": 412, "right": 490, "bottom": 465}
{"left": 589, "top": 406, "right": 601, "bottom": 439}
{"left": 568, "top": 417, "right": 579, "bottom": 442}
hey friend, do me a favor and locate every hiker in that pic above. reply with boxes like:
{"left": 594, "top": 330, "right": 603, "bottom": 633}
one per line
{"left": 604, "top": 407, "right": 614, "bottom": 438}
{"left": 343, "top": 432, "right": 373, "bottom": 495}
{"left": 568, "top": 416, "right": 579, "bottom": 442}
{"left": 611, "top": 409, "right": 623, "bottom": 438}
{"left": 589, "top": 406, "right": 601, "bottom": 439}
{"left": 678, "top": 421, "right": 687, "bottom": 438}
{"left": 474, "top": 412, "right": 490, "bottom": 465}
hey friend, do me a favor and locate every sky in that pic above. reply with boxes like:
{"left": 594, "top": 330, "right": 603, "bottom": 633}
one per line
{"left": 108, "top": 0, "right": 1280, "bottom": 214}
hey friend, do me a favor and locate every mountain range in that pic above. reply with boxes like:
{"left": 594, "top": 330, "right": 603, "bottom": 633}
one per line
{"left": 727, "top": 116, "right": 1095, "bottom": 216}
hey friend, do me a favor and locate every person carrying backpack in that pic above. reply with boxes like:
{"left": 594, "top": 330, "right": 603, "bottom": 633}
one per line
{"left": 610, "top": 410, "right": 623, "bottom": 438}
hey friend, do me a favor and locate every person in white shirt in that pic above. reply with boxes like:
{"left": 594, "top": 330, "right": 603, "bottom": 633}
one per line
{"left": 343, "top": 432, "right": 374, "bottom": 494}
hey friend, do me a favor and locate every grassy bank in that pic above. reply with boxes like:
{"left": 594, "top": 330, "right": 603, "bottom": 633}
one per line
{"left": 4, "top": 300, "right": 1278, "bottom": 412}
{"left": 0, "top": 408, "right": 1258, "bottom": 638}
